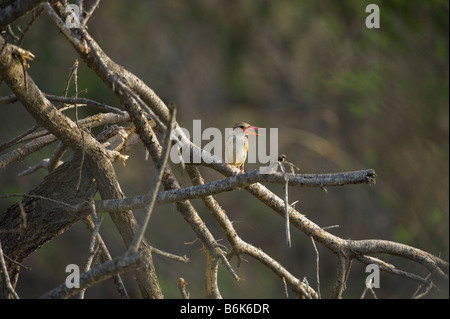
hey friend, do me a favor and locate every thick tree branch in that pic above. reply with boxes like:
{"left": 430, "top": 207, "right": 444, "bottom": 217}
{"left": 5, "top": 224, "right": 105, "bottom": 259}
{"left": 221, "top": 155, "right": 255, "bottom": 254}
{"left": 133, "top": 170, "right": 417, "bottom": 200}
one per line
{"left": 96, "top": 169, "right": 376, "bottom": 212}
{"left": 0, "top": 0, "right": 45, "bottom": 28}
{"left": 0, "top": 36, "right": 162, "bottom": 299}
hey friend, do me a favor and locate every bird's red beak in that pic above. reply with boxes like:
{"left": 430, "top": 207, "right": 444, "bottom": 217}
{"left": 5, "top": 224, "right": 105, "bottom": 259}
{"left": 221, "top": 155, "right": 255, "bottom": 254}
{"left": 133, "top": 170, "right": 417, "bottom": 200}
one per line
{"left": 244, "top": 126, "right": 259, "bottom": 136}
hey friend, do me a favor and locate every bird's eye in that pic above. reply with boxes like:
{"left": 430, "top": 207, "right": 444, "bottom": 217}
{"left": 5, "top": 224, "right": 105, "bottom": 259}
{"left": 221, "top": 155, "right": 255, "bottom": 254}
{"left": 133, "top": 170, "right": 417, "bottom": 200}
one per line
{"left": 239, "top": 125, "right": 244, "bottom": 129}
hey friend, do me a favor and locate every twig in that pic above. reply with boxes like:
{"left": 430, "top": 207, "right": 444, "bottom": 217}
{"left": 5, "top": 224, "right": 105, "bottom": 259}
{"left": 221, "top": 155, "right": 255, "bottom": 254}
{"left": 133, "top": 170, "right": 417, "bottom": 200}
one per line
{"left": 0, "top": 135, "right": 56, "bottom": 170}
{"left": 333, "top": 254, "right": 351, "bottom": 298}
{"left": 2, "top": 254, "right": 31, "bottom": 271}
{"left": 322, "top": 225, "right": 339, "bottom": 231}
{"left": 278, "top": 159, "right": 291, "bottom": 247}
{"left": 1, "top": 93, "right": 125, "bottom": 115}
{"left": 82, "top": 214, "right": 129, "bottom": 299}
{"left": 78, "top": 239, "right": 99, "bottom": 299}
{"left": 78, "top": 201, "right": 103, "bottom": 299}
{"left": 0, "top": 123, "right": 39, "bottom": 153}
{"left": 179, "top": 278, "right": 190, "bottom": 299}
{"left": 40, "top": 253, "right": 141, "bottom": 299}
{"left": 47, "top": 94, "right": 125, "bottom": 115}
{"left": 76, "top": 0, "right": 84, "bottom": 21}
{"left": 0, "top": 193, "right": 83, "bottom": 210}
{"left": 6, "top": 25, "right": 19, "bottom": 42}
{"left": 64, "top": 59, "right": 85, "bottom": 192}
{"left": 127, "top": 104, "right": 176, "bottom": 254}
{"left": 0, "top": 240, "right": 20, "bottom": 299}
{"left": 151, "top": 247, "right": 189, "bottom": 263}
{"left": 17, "top": 201, "right": 27, "bottom": 230}
{"left": 360, "top": 285, "right": 378, "bottom": 299}
{"left": 310, "top": 236, "right": 321, "bottom": 298}
{"left": 47, "top": 142, "right": 67, "bottom": 172}
{"left": 84, "top": 0, "right": 101, "bottom": 26}
{"left": 412, "top": 273, "right": 434, "bottom": 299}
{"left": 18, "top": 158, "right": 62, "bottom": 177}
{"left": 63, "top": 59, "right": 78, "bottom": 97}
{"left": 17, "top": 6, "right": 44, "bottom": 46}
{"left": 282, "top": 277, "right": 289, "bottom": 298}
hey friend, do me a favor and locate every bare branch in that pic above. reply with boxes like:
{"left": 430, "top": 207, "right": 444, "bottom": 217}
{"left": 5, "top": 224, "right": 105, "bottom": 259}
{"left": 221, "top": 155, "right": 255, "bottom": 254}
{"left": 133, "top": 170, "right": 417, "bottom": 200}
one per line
{"left": 311, "top": 236, "right": 321, "bottom": 299}
{"left": 347, "top": 239, "right": 449, "bottom": 281}
{"left": 0, "top": 240, "right": 19, "bottom": 299}
{"left": 179, "top": 278, "right": 190, "bottom": 299}
{"left": 84, "top": 0, "right": 101, "bottom": 26}
{"left": 279, "top": 160, "right": 291, "bottom": 247}
{"left": 333, "top": 254, "right": 351, "bottom": 299}
{"left": 151, "top": 247, "right": 189, "bottom": 264}
{"left": 0, "top": 111, "right": 139, "bottom": 169}
{"left": 47, "top": 142, "right": 67, "bottom": 173}
{"left": 127, "top": 103, "right": 175, "bottom": 254}
{"left": 78, "top": 240, "right": 99, "bottom": 299}
{"left": 360, "top": 286, "right": 378, "bottom": 299}
{"left": 412, "top": 274, "right": 434, "bottom": 299}
{"left": 0, "top": 0, "right": 45, "bottom": 28}
{"left": 82, "top": 215, "right": 129, "bottom": 299}
{"left": 40, "top": 253, "right": 141, "bottom": 299}
{"left": 47, "top": 94, "right": 126, "bottom": 115}
{"left": 1, "top": 93, "right": 126, "bottom": 115}
{"left": 18, "top": 158, "right": 62, "bottom": 177}
{"left": 96, "top": 169, "right": 376, "bottom": 212}
{"left": 78, "top": 208, "right": 103, "bottom": 299}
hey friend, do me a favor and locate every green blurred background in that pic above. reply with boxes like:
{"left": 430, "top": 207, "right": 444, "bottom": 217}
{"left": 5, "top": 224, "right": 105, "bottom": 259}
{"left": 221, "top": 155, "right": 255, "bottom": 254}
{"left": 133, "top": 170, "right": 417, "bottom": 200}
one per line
{"left": 0, "top": 0, "right": 448, "bottom": 298}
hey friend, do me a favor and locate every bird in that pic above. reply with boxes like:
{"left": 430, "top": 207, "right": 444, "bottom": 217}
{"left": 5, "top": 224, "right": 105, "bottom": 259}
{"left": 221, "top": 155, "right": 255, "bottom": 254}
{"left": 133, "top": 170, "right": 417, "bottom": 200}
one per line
{"left": 225, "top": 122, "right": 259, "bottom": 173}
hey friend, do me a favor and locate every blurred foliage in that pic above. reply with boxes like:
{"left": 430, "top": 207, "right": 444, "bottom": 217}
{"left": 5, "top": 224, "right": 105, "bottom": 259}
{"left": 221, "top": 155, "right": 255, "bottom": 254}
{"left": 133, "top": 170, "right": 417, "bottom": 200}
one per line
{"left": 0, "top": 0, "right": 448, "bottom": 298}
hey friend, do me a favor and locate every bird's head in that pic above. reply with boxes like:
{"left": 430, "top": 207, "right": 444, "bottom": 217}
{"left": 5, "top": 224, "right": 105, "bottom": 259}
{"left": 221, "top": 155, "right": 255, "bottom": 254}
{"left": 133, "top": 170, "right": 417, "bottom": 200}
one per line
{"left": 232, "top": 122, "right": 259, "bottom": 136}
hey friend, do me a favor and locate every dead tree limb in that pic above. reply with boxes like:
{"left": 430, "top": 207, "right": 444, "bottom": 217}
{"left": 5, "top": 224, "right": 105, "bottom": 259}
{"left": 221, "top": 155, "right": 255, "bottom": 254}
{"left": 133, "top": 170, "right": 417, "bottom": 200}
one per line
{"left": 0, "top": 0, "right": 45, "bottom": 28}
{"left": 0, "top": 36, "right": 163, "bottom": 299}
{"left": 96, "top": 169, "right": 376, "bottom": 212}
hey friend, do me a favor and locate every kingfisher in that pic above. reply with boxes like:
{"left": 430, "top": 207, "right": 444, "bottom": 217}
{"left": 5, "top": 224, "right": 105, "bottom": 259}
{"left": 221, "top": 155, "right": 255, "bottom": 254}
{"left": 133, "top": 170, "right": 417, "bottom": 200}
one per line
{"left": 225, "top": 122, "right": 259, "bottom": 173}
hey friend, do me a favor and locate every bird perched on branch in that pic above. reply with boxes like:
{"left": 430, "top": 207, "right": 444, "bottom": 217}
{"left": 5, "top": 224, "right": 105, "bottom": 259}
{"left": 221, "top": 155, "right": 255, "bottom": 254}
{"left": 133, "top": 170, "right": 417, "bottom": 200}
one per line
{"left": 225, "top": 122, "right": 259, "bottom": 173}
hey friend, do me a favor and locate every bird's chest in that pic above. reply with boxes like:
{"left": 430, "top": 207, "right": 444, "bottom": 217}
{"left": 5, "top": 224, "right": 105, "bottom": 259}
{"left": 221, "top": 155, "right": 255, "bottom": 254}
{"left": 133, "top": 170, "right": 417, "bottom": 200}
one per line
{"left": 225, "top": 134, "right": 248, "bottom": 164}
